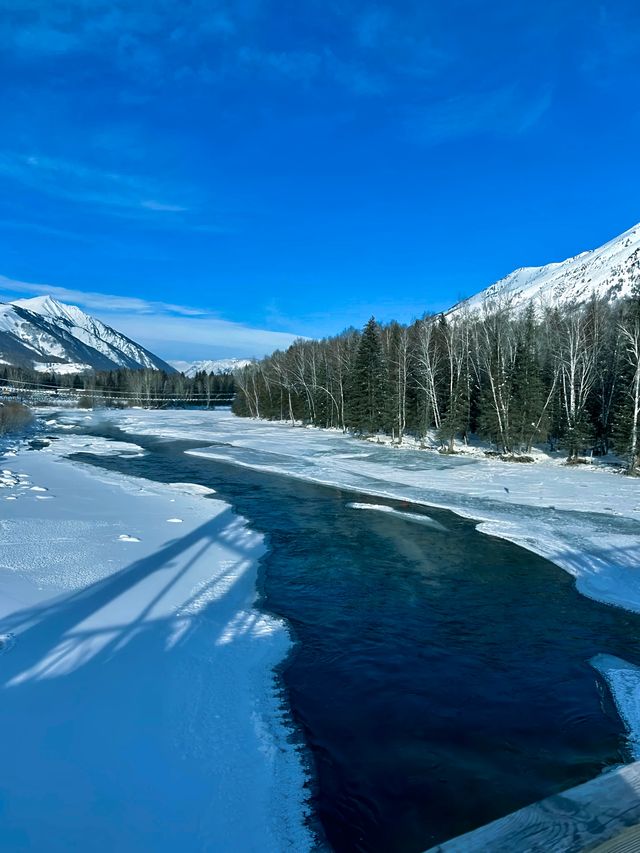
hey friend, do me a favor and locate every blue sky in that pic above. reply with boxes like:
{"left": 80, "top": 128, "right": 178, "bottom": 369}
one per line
{"left": 1, "top": 1, "right": 639, "bottom": 360}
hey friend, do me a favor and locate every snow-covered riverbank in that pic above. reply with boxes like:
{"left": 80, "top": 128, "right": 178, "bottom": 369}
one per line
{"left": 0, "top": 429, "right": 313, "bottom": 851}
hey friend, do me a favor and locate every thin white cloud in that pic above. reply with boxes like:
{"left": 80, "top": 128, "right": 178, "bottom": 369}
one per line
{"left": 140, "top": 200, "right": 189, "bottom": 212}
{"left": 0, "top": 274, "right": 303, "bottom": 360}
{"left": 0, "top": 1, "right": 238, "bottom": 56}
{"left": 0, "top": 218, "right": 92, "bottom": 242}
{"left": 102, "top": 313, "right": 302, "bottom": 360}
{"left": 0, "top": 151, "right": 190, "bottom": 216}
{"left": 0, "top": 275, "right": 206, "bottom": 315}
{"left": 407, "top": 85, "right": 553, "bottom": 144}
{"left": 354, "top": 8, "right": 393, "bottom": 49}
{"left": 0, "top": 0, "right": 448, "bottom": 97}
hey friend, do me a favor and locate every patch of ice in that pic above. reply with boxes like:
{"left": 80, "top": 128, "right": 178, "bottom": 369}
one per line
{"left": 0, "top": 633, "right": 16, "bottom": 655}
{"left": 167, "top": 482, "right": 216, "bottom": 496}
{"left": 347, "top": 502, "right": 448, "bottom": 531}
{"left": 117, "top": 534, "right": 141, "bottom": 542}
{"left": 591, "top": 654, "right": 640, "bottom": 759}
{"left": 50, "top": 434, "right": 145, "bottom": 458}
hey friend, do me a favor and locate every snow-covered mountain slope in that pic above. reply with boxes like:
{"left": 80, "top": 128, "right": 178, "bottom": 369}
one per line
{"left": 171, "top": 358, "right": 252, "bottom": 377}
{"left": 448, "top": 222, "right": 640, "bottom": 316}
{"left": 0, "top": 296, "right": 174, "bottom": 373}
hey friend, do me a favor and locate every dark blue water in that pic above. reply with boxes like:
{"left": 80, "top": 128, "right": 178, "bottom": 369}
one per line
{"left": 68, "top": 427, "right": 640, "bottom": 853}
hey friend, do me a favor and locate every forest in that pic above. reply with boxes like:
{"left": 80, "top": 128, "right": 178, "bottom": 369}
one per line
{"left": 233, "top": 289, "right": 640, "bottom": 474}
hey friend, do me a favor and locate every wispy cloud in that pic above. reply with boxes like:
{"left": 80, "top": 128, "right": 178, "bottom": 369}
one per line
{"left": 0, "top": 1, "right": 238, "bottom": 59}
{"left": 0, "top": 0, "right": 449, "bottom": 98}
{"left": 578, "top": 3, "right": 640, "bottom": 84}
{"left": 0, "top": 218, "right": 92, "bottom": 243}
{"left": 0, "top": 275, "right": 303, "bottom": 360}
{"left": 0, "top": 152, "right": 188, "bottom": 216}
{"left": 406, "top": 84, "right": 553, "bottom": 144}
{"left": 0, "top": 151, "right": 231, "bottom": 234}
{"left": 0, "top": 275, "right": 206, "bottom": 316}
{"left": 354, "top": 7, "right": 393, "bottom": 49}
{"left": 140, "top": 200, "right": 188, "bottom": 213}
{"left": 105, "top": 313, "right": 303, "bottom": 361}
{"left": 235, "top": 45, "right": 388, "bottom": 95}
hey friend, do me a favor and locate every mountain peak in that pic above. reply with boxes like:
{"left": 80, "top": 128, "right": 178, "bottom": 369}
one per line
{"left": 1, "top": 295, "right": 174, "bottom": 374}
{"left": 14, "top": 294, "right": 64, "bottom": 312}
{"left": 12, "top": 294, "right": 89, "bottom": 326}
{"left": 448, "top": 221, "right": 640, "bottom": 316}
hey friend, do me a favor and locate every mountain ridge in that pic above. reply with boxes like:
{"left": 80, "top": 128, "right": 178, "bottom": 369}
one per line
{"left": 170, "top": 358, "right": 252, "bottom": 377}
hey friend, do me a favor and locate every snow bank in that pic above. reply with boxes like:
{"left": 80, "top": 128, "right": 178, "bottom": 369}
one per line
{"left": 0, "top": 433, "right": 313, "bottom": 851}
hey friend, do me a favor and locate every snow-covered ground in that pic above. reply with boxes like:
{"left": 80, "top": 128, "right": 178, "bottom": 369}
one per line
{"left": 0, "top": 427, "right": 313, "bottom": 851}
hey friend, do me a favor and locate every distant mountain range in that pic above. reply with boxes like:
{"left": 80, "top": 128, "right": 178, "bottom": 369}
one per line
{"left": 170, "top": 358, "right": 252, "bottom": 377}
{"left": 448, "top": 222, "right": 640, "bottom": 316}
{"left": 0, "top": 296, "right": 174, "bottom": 373}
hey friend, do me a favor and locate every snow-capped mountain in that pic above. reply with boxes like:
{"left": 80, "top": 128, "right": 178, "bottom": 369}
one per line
{"left": 0, "top": 296, "right": 174, "bottom": 373}
{"left": 448, "top": 222, "right": 640, "bottom": 316}
{"left": 171, "top": 358, "right": 252, "bottom": 377}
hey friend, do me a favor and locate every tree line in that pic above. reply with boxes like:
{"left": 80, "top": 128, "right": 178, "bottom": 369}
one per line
{"left": 0, "top": 365, "right": 236, "bottom": 408}
{"left": 232, "top": 289, "right": 640, "bottom": 474}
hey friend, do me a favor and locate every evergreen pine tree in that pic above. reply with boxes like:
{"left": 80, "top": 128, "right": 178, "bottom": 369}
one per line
{"left": 511, "top": 304, "right": 546, "bottom": 451}
{"left": 347, "top": 317, "right": 385, "bottom": 433}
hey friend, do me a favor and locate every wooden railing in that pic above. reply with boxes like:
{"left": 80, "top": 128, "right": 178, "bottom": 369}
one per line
{"left": 426, "top": 761, "right": 640, "bottom": 852}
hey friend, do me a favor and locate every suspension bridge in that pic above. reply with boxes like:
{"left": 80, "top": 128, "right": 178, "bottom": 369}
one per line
{"left": 0, "top": 376, "right": 235, "bottom": 408}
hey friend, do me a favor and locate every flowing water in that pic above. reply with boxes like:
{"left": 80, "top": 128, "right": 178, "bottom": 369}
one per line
{"left": 66, "top": 425, "right": 640, "bottom": 852}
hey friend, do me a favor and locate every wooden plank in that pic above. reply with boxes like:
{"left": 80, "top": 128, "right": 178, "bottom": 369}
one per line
{"left": 426, "top": 761, "right": 640, "bottom": 853}
{"left": 589, "top": 822, "right": 640, "bottom": 852}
